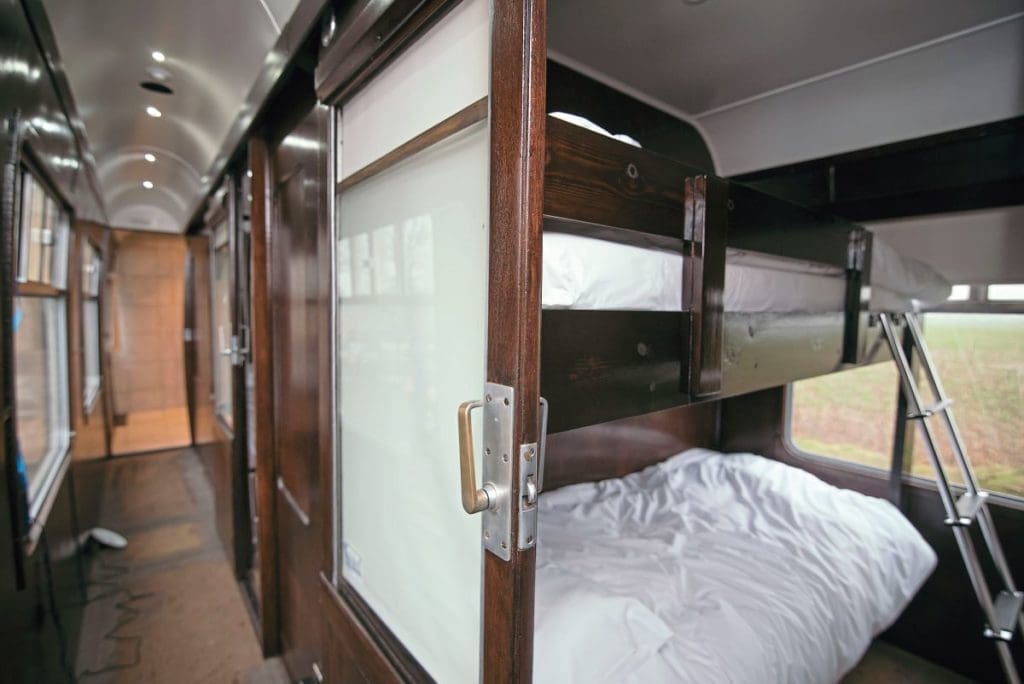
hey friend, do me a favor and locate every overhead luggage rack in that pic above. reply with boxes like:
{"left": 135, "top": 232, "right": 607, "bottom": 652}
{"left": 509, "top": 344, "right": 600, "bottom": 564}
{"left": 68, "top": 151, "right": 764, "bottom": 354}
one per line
{"left": 879, "top": 312, "right": 1024, "bottom": 683}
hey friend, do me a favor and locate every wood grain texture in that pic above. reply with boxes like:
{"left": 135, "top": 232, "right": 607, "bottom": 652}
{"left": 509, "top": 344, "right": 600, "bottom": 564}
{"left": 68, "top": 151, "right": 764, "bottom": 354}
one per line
{"left": 545, "top": 115, "right": 700, "bottom": 240}
{"left": 541, "top": 310, "right": 687, "bottom": 433}
{"left": 485, "top": 0, "right": 546, "bottom": 680}
{"left": 338, "top": 96, "right": 488, "bottom": 192}
{"left": 543, "top": 402, "right": 720, "bottom": 490}
{"left": 249, "top": 136, "right": 281, "bottom": 655}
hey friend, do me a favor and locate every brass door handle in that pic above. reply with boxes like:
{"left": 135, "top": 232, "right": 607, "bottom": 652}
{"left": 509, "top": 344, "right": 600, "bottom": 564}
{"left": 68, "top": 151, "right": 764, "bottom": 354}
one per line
{"left": 457, "top": 399, "right": 495, "bottom": 514}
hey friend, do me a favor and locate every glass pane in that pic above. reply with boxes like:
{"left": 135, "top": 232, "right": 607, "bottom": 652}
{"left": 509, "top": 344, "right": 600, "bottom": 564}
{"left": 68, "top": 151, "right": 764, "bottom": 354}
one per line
{"left": 790, "top": 363, "right": 900, "bottom": 470}
{"left": 26, "top": 177, "right": 46, "bottom": 282}
{"left": 211, "top": 226, "right": 233, "bottom": 428}
{"left": 14, "top": 296, "right": 70, "bottom": 507}
{"left": 335, "top": 5, "right": 491, "bottom": 677}
{"left": 988, "top": 283, "right": 1024, "bottom": 301}
{"left": 911, "top": 313, "right": 1024, "bottom": 497}
{"left": 947, "top": 284, "right": 971, "bottom": 301}
{"left": 83, "top": 299, "right": 101, "bottom": 410}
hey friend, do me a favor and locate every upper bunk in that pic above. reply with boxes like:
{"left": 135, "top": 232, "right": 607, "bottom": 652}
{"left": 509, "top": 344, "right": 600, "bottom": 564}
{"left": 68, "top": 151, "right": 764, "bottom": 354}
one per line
{"left": 540, "top": 113, "right": 951, "bottom": 432}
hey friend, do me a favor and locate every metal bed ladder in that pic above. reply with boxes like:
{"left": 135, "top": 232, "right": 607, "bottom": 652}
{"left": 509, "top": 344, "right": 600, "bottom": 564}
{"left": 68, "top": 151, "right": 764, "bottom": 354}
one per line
{"left": 879, "top": 312, "right": 1024, "bottom": 683}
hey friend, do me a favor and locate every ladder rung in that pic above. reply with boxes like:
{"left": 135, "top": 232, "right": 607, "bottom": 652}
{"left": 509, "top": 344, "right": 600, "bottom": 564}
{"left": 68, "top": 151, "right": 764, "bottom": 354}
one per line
{"left": 984, "top": 590, "right": 1024, "bottom": 642}
{"left": 944, "top": 491, "right": 988, "bottom": 527}
{"left": 907, "top": 398, "right": 953, "bottom": 420}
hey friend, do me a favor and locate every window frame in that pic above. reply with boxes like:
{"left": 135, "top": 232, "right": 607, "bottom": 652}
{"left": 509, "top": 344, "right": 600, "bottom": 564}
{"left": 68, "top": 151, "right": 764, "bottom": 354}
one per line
{"left": 209, "top": 215, "right": 234, "bottom": 432}
{"left": 9, "top": 155, "right": 74, "bottom": 552}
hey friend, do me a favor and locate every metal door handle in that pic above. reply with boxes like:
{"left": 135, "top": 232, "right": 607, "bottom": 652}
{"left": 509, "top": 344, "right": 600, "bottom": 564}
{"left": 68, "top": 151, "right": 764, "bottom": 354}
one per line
{"left": 457, "top": 399, "right": 495, "bottom": 514}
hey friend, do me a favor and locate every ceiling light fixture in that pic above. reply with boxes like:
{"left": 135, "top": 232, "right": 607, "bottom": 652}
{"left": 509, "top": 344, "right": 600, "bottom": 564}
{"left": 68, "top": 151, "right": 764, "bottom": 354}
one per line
{"left": 142, "top": 180, "right": 154, "bottom": 189}
{"left": 152, "top": 51, "right": 166, "bottom": 62}
{"left": 144, "top": 153, "right": 156, "bottom": 162}
{"left": 146, "top": 105, "right": 162, "bottom": 118}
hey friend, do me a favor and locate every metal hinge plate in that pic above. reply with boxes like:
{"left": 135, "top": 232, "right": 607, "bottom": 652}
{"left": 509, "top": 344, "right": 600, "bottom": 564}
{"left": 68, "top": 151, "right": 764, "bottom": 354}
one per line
{"left": 482, "top": 382, "right": 514, "bottom": 561}
{"left": 518, "top": 443, "right": 539, "bottom": 551}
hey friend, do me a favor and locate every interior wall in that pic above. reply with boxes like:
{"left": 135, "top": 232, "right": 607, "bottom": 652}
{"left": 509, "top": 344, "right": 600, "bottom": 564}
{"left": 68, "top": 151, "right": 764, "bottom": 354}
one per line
{"left": 868, "top": 205, "right": 1024, "bottom": 285}
{"left": 106, "top": 229, "right": 190, "bottom": 454}
{"left": 697, "top": 15, "right": 1024, "bottom": 176}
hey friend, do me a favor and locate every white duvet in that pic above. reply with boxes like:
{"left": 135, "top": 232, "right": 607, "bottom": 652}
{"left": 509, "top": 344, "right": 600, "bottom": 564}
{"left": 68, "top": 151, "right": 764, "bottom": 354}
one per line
{"left": 535, "top": 449, "right": 937, "bottom": 683}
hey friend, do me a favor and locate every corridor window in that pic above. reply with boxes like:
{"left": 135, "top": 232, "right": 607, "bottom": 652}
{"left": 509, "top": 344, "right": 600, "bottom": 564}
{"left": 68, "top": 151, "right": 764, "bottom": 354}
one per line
{"left": 788, "top": 362, "right": 900, "bottom": 470}
{"left": 210, "top": 221, "right": 233, "bottom": 429}
{"left": 81, "top": 240, "right": 103, "bottom": 413}
{"left": 12, "top": 163, "right": 72, "bottom": 527}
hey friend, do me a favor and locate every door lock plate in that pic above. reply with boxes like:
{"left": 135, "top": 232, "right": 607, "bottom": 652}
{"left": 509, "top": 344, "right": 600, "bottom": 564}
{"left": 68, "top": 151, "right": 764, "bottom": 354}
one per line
{"left": 481, "top": 382, "right": 514, "bottom": 561}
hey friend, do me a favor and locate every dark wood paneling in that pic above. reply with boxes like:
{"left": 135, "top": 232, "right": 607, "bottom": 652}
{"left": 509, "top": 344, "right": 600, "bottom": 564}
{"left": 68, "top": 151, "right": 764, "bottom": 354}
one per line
{"left": 484, "top": 0, "right": 546, "bottom": 679}
{"left": 249, "top": 136, "right": 280, "bottom": 655}
{"left": 541, "top": 310, "right": 687, "bottom": 433}
{"left": 546, "top": 60, "right": 714, "bottom": 172}
{"left": 320, "top": 575, "right": 403, "bottom": 684}
{"left": 545, "top": 115, "right": 698, "bottom": 241}
{"left": 682, "top": 175, "right": 727, "bottom": 399}
{"left": 734, "top": 116, "right": 1024, "bottom": 222}
{"left": 269, "top": 94, "right": 327, "bottom": 681}
{"left": 544, "top": 402, "right": 720, "bottom": 490}
{"left": 316, "top": 0, "right": 458, "bottom": 104}
{"left": 720, "top": 386, "right": 1024, "bottom": 682}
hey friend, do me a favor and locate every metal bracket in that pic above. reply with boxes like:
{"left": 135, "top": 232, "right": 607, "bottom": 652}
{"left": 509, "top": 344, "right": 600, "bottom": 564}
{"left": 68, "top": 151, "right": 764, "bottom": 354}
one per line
{"left": 847, "top": 229, "right": 867, "bottom": 272}
{"left": 481, "top": 382, "right": 514, "bottom": 561}
{"left": 518, "top": 443, "right": 539, "bottom": 551}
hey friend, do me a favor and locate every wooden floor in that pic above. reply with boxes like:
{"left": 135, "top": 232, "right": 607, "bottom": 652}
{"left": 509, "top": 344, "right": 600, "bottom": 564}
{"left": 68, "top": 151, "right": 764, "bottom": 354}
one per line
{"left": 74, "top": 448, "right": 277, "bottom": 683}
{"left": 110, "top": 407, "right": 191, "bottom": 456}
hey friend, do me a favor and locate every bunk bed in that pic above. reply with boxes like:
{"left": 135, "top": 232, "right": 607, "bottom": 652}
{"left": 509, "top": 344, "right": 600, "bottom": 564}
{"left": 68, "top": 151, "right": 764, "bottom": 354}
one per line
{"left": 534, "top": 114, "right": 951, "bottom": 682}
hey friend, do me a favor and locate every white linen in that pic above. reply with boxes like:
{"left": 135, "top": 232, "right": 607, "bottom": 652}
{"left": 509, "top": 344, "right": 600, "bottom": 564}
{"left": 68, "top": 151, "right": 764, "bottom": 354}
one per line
{"left": 535, "top": 448, "right": 937, "bottom": 683}
{"left": 550, "top": 112, "right": 642, "bottom": 148}
{"left": 540, "top": 232, "right": 950, "bottom": 312}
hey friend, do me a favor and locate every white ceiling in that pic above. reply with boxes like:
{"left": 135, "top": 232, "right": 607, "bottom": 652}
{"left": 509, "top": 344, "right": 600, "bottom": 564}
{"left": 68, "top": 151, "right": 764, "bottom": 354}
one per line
{"left": 43, "top": 0, "right": 300, "bottom": 232}
{"left": 549, "top": 0, "right": 1023, "bottom": 116}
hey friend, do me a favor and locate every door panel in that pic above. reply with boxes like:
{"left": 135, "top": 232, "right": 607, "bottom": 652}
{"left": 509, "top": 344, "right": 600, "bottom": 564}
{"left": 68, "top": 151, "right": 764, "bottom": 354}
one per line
{"left": 271, "top": 101, "right": 329, "bottom": 679}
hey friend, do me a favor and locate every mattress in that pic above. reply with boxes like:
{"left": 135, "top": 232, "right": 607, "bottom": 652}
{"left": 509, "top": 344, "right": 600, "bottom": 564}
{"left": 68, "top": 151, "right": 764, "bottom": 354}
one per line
{"left": 534, "top": 449, "right": 937, "bottom": 683}
{"left": 541, "top": 231, "right": 951, "bottom": 312}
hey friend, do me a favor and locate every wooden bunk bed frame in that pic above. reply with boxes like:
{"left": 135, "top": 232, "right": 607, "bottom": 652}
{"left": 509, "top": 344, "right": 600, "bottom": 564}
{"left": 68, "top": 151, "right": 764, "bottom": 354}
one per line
{"left": 541, "top": 114, "right": 905, "bottom": 434}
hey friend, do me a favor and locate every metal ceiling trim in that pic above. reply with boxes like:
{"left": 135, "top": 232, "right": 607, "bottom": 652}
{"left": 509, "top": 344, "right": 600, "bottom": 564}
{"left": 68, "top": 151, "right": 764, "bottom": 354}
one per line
{"left": 181, "top": 0, "right": 330, "bottom": 233}
{"left": 19, "top": 0, "right": 110, "bottom": 224}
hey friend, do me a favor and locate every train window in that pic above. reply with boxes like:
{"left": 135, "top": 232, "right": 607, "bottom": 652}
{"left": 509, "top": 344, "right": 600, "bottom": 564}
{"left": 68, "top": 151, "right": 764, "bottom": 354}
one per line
{"left": 911, "top": 312, "right": 1024, "bottom": 498}
{"left": 18, "top": 168, "right": 70, "bottom": 288}
{"left": 12, "top": 163, "right": 72, "bottom": 529}
{"left": 210, "top": 221, "right": 233, "bottom": 429}
{"left": 81, "top": 241, "right": 103, "bottom": 413}
{"left": 947, "top": 284, "right": 971, "bottom": 301}
{"left": 13, "top": 296, "right": 70, "bottom": 520}
{"left": 788, "top": 362, "right": 901, "bottom": 471}
{"left": 987, "top": 283, "right": 1024, "bottom": 301}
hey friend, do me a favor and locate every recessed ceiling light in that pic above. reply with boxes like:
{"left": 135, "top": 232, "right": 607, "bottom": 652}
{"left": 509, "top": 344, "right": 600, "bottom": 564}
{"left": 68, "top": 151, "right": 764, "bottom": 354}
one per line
{"left": 146, "top": 106, "right": 162, "bottom": 118}
{"left": 144, "top": 153, "right": 156, "bottom": 162}
{"left": 142, "top": 180, "right": 154, "bottom": 189}
{"left": 152, "top": 51, "right": 166, "bottom": 62}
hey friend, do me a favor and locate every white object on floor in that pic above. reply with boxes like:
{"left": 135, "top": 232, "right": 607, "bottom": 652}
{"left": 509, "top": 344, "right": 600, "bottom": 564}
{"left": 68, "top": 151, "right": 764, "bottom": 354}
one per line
{"left": 534, "top": 448, "right": 937, "bottom": 683}
{"left": 86, "top": 527, "right": 128, "bottom": 550}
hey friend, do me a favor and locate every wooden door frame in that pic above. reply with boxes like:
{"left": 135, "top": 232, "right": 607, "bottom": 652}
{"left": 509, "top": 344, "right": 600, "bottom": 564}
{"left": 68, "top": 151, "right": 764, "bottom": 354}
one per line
{"left": 314, "top": 0, "right": 546, "bottom": 679}
{"left": 248, "top": 136, "right": 281, "bottom": 655}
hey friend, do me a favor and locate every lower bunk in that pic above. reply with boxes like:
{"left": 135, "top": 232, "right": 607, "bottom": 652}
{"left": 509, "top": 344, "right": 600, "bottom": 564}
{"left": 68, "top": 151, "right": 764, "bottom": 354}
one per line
{"left": 534, "top": 447, "right": 938, "bottom": 683}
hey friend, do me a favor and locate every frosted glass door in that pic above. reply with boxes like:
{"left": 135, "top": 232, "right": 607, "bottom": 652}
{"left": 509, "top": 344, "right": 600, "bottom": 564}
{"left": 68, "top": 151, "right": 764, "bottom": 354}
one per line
{"left": 335, "top": 0, "right": 491, "bottom": 681}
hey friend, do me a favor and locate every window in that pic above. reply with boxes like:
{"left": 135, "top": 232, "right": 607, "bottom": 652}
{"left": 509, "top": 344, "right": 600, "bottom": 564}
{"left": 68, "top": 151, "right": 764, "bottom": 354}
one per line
{"left": 789, "top": 362, "right": 900, "bottom": 470}
{"left": 911, "top": 313, "right": 1024, "bottom": 498}
{"left": 14, "top": 297, "right": 70, "bottom": 513}
{"left": 210, "top": 220, "right": 233, "bottom": 429}
{"left": 11, "top": 163, "right": 72, "bottom": 527}
{"left": 81, "top": 240, "right": 103, "bottom": 413}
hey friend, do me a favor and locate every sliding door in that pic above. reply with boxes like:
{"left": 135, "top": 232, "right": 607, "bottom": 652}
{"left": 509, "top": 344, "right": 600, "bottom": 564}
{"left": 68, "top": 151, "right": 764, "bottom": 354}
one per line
{"left": 327, "top": 0, "right": 546, "bottom": 679}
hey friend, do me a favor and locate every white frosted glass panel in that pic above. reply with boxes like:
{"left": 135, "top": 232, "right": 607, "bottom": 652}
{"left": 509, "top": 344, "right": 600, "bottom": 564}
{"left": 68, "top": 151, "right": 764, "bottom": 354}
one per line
{"left": 339, "top": 122, "right": 489, "bottom": 684}
{"left": 339, "top": 0, "right": 491, "bottom": 179}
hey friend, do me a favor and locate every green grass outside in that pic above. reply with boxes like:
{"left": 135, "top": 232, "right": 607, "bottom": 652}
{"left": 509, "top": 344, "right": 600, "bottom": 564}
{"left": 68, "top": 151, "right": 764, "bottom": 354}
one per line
{"left": 791, "top": 314, "right": 1024, "bottom": 498}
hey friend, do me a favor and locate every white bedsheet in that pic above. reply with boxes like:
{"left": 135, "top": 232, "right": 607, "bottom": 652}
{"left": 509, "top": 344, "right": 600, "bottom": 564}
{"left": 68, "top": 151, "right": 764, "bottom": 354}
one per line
{"left": 535, "top": 449, "right": 937, "bottom": 683}
{"left": 541, "top": 231, "right": 950, "bottom": 312}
